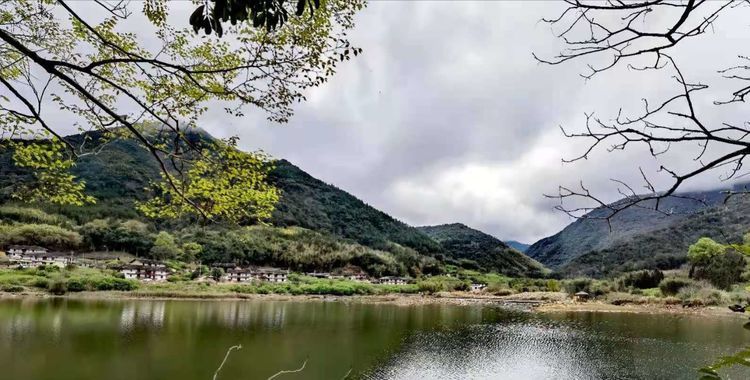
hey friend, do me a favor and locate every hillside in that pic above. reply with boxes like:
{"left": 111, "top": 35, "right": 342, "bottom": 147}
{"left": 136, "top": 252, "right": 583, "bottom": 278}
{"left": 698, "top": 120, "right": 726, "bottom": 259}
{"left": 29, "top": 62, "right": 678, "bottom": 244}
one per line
{"left": 0, "top": 130, "right": 549, "bottom": 276}
{"left": 0, "top": 132, "right": 440, "bottom": 254}
{"left": 417, "top": 223, "right": 545, "bottom": 277}
{"left": 269, "top": 160, "right": 441, "bottom": 254}
{"left": 526, "top": 187, "right": 749, "bottom": 276}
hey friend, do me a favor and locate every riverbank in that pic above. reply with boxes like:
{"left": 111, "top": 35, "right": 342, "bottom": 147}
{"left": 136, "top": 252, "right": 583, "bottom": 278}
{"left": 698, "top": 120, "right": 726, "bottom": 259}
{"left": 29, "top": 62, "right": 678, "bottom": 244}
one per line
{"left": 1, "top": 289, "right": 744, "bottom": 318}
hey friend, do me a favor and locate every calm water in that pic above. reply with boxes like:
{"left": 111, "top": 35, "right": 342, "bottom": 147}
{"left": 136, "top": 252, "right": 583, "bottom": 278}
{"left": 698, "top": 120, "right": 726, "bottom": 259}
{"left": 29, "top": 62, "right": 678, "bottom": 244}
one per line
{"left": 1, "top": 298, "right": 749, "bottom": 380}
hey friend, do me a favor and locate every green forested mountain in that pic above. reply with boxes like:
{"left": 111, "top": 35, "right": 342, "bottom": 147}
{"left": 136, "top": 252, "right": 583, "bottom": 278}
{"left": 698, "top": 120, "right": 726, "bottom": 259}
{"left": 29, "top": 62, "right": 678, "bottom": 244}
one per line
{"left": 0, "top": 130, "right": 542, "bottom": 277}
{"left": 526, "top": 187, "right": 750, "bottom": 277}
{"left": 417, "top": 223, "right": 545, "bottom": 277}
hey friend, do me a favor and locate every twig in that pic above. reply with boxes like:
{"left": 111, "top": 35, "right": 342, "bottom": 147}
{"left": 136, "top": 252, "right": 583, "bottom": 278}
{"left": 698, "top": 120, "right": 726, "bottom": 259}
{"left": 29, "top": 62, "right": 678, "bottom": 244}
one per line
{"left": 267, "top": 358, "right": 308, "bottom": 380}
{"left": 213, "top": 344, "right": 242, "bottom": 380}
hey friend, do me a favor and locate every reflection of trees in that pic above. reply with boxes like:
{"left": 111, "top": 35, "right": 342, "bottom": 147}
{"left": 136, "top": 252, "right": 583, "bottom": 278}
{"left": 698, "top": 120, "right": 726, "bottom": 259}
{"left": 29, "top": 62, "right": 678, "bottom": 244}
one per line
{"left": 119, "top": 301, "right": 166, "bottom": 331}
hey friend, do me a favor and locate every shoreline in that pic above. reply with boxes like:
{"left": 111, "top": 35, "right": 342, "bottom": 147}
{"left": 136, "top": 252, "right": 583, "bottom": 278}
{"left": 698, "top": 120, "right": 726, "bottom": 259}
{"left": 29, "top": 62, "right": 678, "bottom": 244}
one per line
{"left": 1, "top": 290, "right": 745, "bottom": 318}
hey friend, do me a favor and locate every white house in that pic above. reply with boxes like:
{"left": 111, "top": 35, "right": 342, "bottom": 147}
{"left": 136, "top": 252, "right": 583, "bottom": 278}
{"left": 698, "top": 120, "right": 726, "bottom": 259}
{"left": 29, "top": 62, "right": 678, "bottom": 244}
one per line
{"left": 256, "top": 268, "right": 288, "bottom": 283}
{"left": 223, "top": 268, "right": 255, "bottom": 283}
{"left": 118, "top": 259, "right": 170, "bottom": 281}
{"left": 7, "top": 248, "right": 74, "bottom": 269}
{"left": 377, "top": 276, "right": 411, "bottom": 285}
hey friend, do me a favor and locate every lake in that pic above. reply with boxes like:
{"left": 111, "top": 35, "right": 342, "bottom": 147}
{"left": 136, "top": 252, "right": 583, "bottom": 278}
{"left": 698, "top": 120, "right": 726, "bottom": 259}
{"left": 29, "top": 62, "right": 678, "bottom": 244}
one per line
{"left": 0, "top": 298, "right": 749, "bottom": 379}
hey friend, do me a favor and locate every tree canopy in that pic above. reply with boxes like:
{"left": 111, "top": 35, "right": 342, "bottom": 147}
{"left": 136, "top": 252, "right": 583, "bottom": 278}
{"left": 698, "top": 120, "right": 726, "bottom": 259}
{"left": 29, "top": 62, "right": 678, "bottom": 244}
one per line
{"left": 0, "top": 0, "right": 365, "bottom": 222}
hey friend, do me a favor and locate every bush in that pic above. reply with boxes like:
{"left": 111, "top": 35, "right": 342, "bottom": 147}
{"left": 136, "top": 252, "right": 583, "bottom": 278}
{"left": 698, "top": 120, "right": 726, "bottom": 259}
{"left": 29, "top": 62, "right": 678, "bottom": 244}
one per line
{"left": 546, "top": 279, "right": 561, "bottom": 292}
{"left": 48, "top": 278, "right": 67, "bottom": 295}
{"left": 66, "top": 278, "right": 86, "bottom": 292}
{"left": 563, "top": 278, "right": 592, "bottom": 295}
{"left": 659, "top": 277, "right": 693, "bottom": 296}
{"left": 32, "top": 278, "right": 49, "bottom": 289}
{"left": 677, "top": 283, "right": 728, "bottom": 306}
{"left": 617, "top": 270, "right": 664, "bottom": 290}
{"left": 1, "top": 284, "right": 24, "bottom": 292}
{"left": 700, "top": 251, "right": 746, "bottom": 290}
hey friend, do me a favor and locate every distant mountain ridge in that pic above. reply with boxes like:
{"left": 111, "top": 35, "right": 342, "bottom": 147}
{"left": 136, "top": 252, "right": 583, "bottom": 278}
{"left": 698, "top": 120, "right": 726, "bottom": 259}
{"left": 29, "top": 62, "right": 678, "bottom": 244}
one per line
{"left": 505, "top": 240, "right": 530, "bottom": 253}
{"left": 417, "top": 223, "right": 545, "bottom": 277}
{"left": 526, "top": 186, "right": 750, "bottom": 277}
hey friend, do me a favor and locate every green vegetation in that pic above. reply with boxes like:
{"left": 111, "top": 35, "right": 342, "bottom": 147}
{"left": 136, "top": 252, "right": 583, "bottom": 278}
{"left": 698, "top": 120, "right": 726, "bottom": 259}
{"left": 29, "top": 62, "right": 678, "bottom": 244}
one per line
{"left": 0, "top": 266, "right": 138, "bottom": 295}
{"left": 417, "top": 223, "right": 546, "bottom": 277}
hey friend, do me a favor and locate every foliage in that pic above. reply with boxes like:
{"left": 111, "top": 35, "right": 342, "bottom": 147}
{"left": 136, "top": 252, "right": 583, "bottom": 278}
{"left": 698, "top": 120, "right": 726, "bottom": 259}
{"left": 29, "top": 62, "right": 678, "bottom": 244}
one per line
{"left": 149, "top": 231, "right": 183, "bottom": 260}
{"left": 47, "top": 276, "right": 67, "bottom": 295}
{"left": 699, "top": 346, "right": 750, "bottom": 380}
{"left": 6, "top": 140, "right": 95, "bottom": 206}
{"left": 417, "top": 223, "right": 546, "bottom": 277}
{"left": 659, "top": 278, "right": 694, "bottom": 296}
{"left": 0, "top": 223, "right": 81, "bottom": 249}
{"left": 137, "top": 138, "right": 279, "bottom": 223}
{"left": 0, "top": 0, "right": 365, "bottom": 221}
{"left": 416, "top": 276, "right": 469, "bottom": 294}
{"left": 210, "top": 267, "right": 225, "bottom": 282}
{"left": 563, "top": 278, "right": 592, "bottom": 295}
{"left": 688, "top": 238, "right": 726, "bottom": 272}
{"left": 617, "top": 270, "right": 664, "bottom": 290}
{"left": 698, "top": 251, "right": 746, "bottom": 290}
{"left": 0, "top": 205, "right": 72, "bottom": 227}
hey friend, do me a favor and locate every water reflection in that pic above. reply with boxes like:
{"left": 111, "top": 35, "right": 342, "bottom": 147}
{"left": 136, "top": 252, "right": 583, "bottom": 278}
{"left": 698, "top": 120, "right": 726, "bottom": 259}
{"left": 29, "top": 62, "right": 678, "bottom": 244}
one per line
{"left": 0, "top": 299, "right": 748, "bottom": 380}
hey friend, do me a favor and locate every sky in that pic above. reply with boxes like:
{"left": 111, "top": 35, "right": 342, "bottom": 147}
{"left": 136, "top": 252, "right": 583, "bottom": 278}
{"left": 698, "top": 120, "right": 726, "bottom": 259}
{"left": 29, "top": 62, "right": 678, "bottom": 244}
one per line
{"left": 194, "top": 1, "right": 748, "bottom": 243}
{"left": 38, "top": 1, "right": 750, "bottom": 244}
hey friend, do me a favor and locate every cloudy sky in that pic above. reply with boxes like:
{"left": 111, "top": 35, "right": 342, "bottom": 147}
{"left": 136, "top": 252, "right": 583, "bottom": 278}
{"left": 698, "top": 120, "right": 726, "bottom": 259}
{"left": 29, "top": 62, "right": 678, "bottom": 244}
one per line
{"left": 191, "top": 1, "right": 748, "bottom": 244}
{"left": 48, "top": 1, "right": 749, "bottom": 244}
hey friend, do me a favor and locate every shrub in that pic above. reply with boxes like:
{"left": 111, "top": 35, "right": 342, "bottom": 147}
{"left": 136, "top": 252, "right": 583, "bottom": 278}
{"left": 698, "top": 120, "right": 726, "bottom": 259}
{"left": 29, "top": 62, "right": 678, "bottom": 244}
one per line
{"left": 546, "top": 279, "right": 561, "bottom": 292}
{"left": 417, "top": 281, "right": 443, "bottom": 294}
{"left": 700, "top": 251, "right": 745, "bottom": 290}
{"left": 659, "top": 277, "right": 693, "bottom": 296}
{"left": 48, "top": 278, "right": 67, "bottom": 295}
{"left": 618, "top": 270, "right": 664, "bottom": 290}
{"left": 32, "top": 278, "right": 49, "bottom": 289}
{"left": 677, "top": 283, "right": 728, "bottom": 306}
{"left": 1, "top": 285, "right": 24, "bottom": 292}
{"left": 66, "top": 278, "right": 86, "bottom": 292}
{"left": 563, "top": 278, "right": 592, "bottom": 295}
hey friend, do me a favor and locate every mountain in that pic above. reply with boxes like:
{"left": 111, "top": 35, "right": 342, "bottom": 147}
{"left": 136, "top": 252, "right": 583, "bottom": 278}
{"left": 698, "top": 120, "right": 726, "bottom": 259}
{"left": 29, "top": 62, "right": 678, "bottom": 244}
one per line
{"left": 505, "top": 240, "right": 530, "bottom": 253}
{"left": 1, "top": 130, "right": 544, "bottom": 277}
{"left": 268, "top": 160, "right": 441, "bottom": 254}
{"left": 0, "top": 131, "right": 439, "bottom": 254}
{"left": 417, "top": 223, "right": 545, "bottom": 277}
{"left": 526, "top": 187, "right": 750, "bottom": 277}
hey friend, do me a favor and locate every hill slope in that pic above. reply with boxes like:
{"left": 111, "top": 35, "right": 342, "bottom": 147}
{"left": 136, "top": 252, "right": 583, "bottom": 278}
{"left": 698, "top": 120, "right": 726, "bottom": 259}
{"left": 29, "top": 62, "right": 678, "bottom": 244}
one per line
{"left": 1, "top": 132, "right": 439, "bottom": 254}
{"left": 417, "top": 223, "right": 545, "bottom": 276}
{"left": 526, "top": 187, "right": 749, "bottom": 276}
{"left": 1, "top": 131, "right": 546, "bottom": 276}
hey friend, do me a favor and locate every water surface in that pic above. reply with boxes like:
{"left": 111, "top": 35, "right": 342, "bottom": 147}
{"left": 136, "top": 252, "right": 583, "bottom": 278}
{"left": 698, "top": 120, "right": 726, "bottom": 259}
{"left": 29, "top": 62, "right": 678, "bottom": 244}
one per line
{"left": 0, "top": 298, "right": 748, "bottom": 379}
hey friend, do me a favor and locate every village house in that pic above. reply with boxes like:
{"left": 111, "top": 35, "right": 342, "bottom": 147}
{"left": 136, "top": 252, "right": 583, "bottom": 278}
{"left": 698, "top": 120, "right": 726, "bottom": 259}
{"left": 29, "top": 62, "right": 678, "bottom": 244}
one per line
{"left": 118, "top": 259, "right": 170, "bottom": 281}
{"left": 6, "top": 246, "right": 75, "bottom": 268}
{"left": 7, "top": 245, "right": 48, "bottom": 255}
{"left": 255, "top": 267, "right": 289, "bottom": 283}
{"left": 377, "top": 276, "right": 411, "bottom": 285}
{"left": 347, "top": 273, "right": 370, "bottom": 282}
{"left": 223, "top": 268, "right": 255, "bottom": 283}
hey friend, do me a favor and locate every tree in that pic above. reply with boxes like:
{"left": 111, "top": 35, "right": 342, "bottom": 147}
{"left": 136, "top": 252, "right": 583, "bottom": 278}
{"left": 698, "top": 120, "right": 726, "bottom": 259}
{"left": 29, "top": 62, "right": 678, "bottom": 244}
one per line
{"left": 181, "top": 242, "right": 203, "bottom": 262}
{"left": 0, "top": 0, "right": 365, "bottom": 222}
{"left": 537, "top": 1, "right": 750, "bottom": 222}
{"left": 149, "top": 231, "right": 182, "bottom": 260}
{"left": 210, "top": 267, "right": 225, "bottom": 282}
{"left": 687, "top": 237, "right": 725, "bottom": 278}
